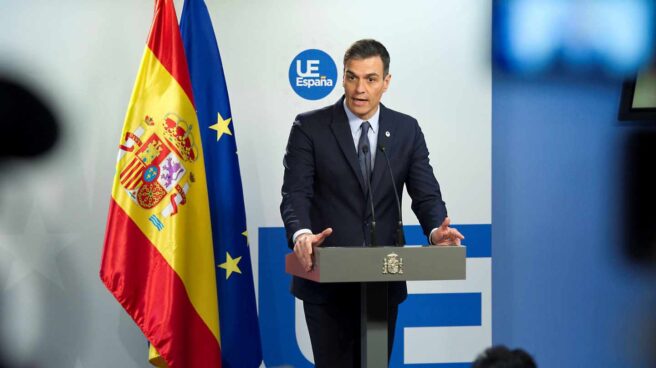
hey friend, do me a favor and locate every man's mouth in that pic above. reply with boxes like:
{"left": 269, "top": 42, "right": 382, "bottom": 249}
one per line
{"left": 352, "top": 97, "right": 368, "bottom": 106}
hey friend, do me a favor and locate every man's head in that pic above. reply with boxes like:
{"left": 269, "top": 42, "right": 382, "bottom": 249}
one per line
{"left": 342, "top": 39, "right": 391, "bottom": 120}
{"left": 343, "top": 39, "right": 390, "bottom": 76}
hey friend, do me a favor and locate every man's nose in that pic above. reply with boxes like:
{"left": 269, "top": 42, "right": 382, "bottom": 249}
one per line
{"left": 355, "top": 79, "right": 366, "bottom": 93}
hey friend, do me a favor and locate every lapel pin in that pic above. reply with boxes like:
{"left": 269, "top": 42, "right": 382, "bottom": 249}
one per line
{"left": 385, "top": 131, "right": 390, "bottom": 137}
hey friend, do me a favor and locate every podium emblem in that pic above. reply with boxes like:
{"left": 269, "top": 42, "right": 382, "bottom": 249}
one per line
{"left": 383, "top": 253, "right": 403, "bottom": 275}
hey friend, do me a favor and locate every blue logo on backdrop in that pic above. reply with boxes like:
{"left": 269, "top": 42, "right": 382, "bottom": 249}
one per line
{"left": 289, "top": 49, "right": 337, "bottom": 100}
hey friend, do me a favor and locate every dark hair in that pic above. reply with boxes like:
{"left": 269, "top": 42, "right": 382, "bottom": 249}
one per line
{"left": 472, "top": 346, "right": 537, "bottom": 368}
{"left": 343, "top": 39, "right": 390, "bottom": 76}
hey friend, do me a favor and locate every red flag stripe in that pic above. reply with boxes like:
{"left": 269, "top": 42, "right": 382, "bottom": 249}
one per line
{"left": 100, "top": 199, "right": 221, "bottom": 368}
{"left": 147, "top": 0, "right": 195, "bottom": 105}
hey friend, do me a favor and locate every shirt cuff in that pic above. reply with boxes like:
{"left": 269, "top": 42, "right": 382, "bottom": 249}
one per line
{"left": 428, "top": 227, "right": 438, "bottom": 245}
{"left": 292, "top": 229, "right": 313, "bottom": 244}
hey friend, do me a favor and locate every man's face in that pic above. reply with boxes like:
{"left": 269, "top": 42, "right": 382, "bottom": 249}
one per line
{"left": 342, "top": 56, "right": 391, "bottom": 120}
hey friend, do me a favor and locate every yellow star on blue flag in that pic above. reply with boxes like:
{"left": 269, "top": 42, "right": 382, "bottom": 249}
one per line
{"left": 218, "top": 252, "right": 242, "bottom": 279}
{"left": 209, "top": 112, "right": 232, "bottom": 141}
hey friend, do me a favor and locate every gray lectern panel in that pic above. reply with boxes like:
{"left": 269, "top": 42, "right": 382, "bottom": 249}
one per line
{"left": 285, "top": 245, "right": 466, "bottom": 283}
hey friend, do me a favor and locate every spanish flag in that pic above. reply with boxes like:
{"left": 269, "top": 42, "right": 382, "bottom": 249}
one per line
{"left": 100, "top": 0, "right": 221, "bottom": 366}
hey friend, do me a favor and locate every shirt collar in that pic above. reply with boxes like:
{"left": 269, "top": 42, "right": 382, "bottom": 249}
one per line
{"left": 343, "top": 98, "right": 379, "bottom": 134}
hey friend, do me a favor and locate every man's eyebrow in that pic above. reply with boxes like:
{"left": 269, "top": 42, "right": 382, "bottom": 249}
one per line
{"left": 344, "top": 70, "right": 380, "bottom": 78}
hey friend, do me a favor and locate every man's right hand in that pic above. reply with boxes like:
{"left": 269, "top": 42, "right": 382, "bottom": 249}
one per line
{"left": 293, "top": 228, "right": 333, "bottom": 272}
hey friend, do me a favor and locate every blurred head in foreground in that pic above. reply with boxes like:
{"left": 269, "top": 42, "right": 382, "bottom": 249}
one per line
{"left": 473, "top": 345, "right": 537, "bottom": 368}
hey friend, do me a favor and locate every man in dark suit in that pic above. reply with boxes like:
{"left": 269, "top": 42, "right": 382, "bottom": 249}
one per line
{"left": 280, "top": 39, "right": 463, "bottom": 367}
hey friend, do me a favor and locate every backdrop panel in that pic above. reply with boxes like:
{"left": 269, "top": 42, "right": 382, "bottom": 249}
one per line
{"left": 203, "top": 0, "right": 492, "bottom": 365}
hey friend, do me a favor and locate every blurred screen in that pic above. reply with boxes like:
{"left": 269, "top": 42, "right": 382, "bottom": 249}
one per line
{"left": 493, "top": 0, "right": 655, "bottom": 77}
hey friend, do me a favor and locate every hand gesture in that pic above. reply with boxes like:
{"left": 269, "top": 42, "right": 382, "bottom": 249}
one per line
{"left": 293, "top": 228, "right": 333, "bottom": 272}
{"left": 431, "top": 217, "right": 464, "bottom": 246}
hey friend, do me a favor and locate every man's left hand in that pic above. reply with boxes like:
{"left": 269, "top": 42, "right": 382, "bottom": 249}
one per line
{"left": 431, "top": 217, "right": 464, "bottom": 246}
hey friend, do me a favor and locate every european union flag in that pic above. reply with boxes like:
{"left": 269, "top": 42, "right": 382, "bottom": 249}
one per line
{"left": 180, "top": 1, "right": 263, "bottom": 367}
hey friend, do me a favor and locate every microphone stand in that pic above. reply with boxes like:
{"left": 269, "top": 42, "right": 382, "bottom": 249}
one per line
{"left": 379, "top": 144, "right": 405, "bottom": 246}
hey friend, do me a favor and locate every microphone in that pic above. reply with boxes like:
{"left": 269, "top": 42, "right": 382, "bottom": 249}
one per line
{"left": 363, "top": 145, "right": 377, "bottom": 246}
{"left": 379, "top": 145, "right": 405, "bottom": 246}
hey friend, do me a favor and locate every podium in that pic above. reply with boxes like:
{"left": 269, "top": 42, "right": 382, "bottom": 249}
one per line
{"left": 286, "top": 245, "right": 466, "bottom": 367}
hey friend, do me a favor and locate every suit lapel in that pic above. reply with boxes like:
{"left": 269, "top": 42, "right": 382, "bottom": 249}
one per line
{"left": 330, "top": 98, "right": 367, "bottom": 195}
{"left": 371, "top": 103, "right": 395, "bottom": 194}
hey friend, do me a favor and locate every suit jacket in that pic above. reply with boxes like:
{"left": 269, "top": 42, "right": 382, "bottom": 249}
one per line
{"left": 280, "top": 97, "right": 447, "bottom": 305}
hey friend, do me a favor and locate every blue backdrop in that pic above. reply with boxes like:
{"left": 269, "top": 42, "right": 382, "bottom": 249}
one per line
{"left": 492, "top": 73, "right": 656, "bottom": 367}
